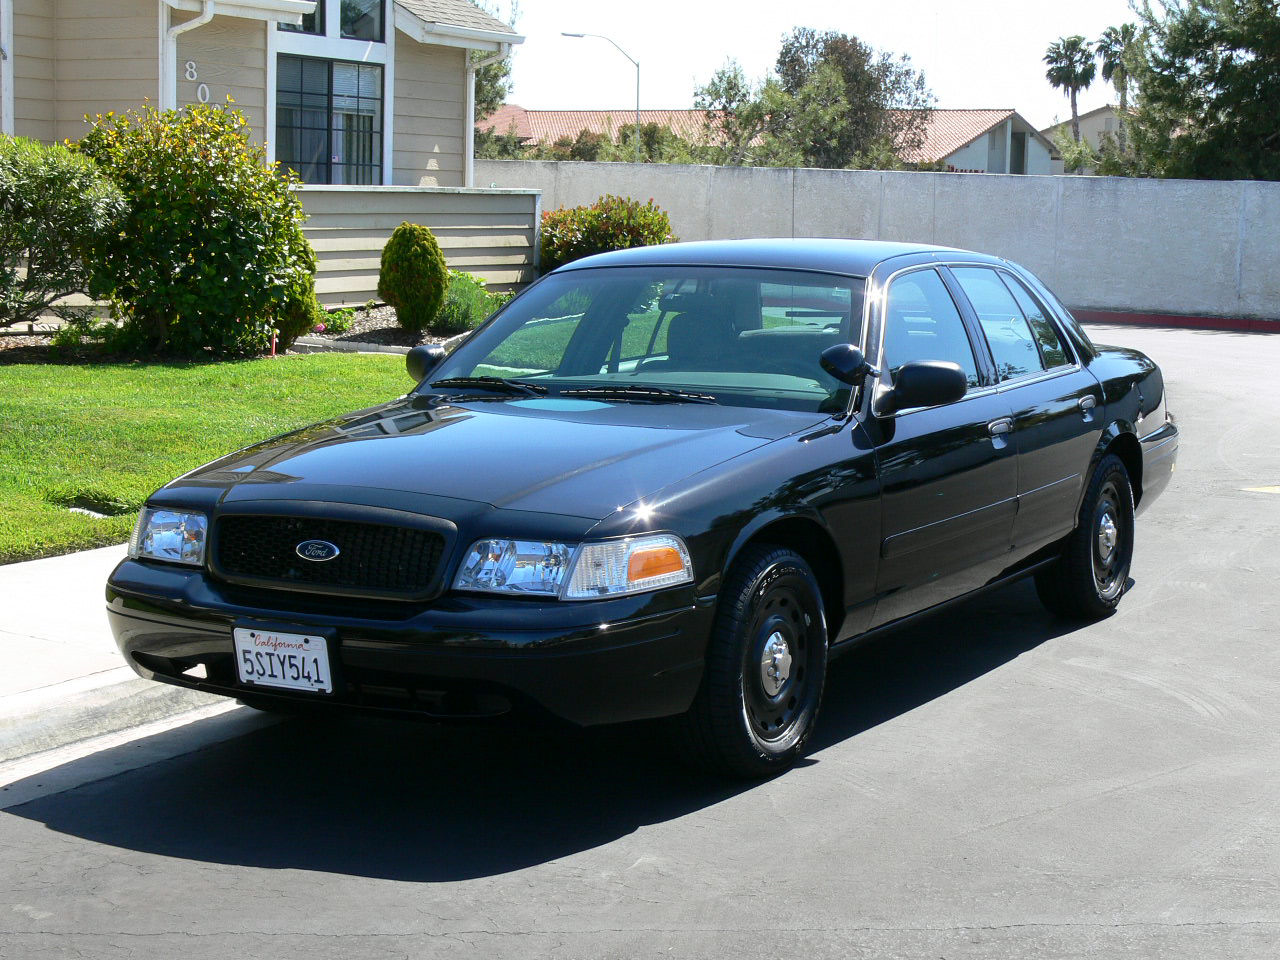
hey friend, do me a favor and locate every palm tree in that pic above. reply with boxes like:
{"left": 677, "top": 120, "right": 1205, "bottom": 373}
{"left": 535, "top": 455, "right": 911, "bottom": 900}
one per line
{"left": 1044, "top": 35, "right": 1097, "bottom": 144}
{"left": 1096, "top": 23, "right": 1137, "bottom": 152}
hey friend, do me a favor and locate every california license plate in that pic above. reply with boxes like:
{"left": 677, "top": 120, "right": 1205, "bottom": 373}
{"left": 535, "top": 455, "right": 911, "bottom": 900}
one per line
{"left": 233, "top": 628, "right": 332, "bottom": 694}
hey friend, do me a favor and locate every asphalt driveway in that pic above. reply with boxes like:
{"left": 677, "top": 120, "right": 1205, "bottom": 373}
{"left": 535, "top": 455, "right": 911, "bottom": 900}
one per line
{"left": 1, "top": 325, "right": 1276, "bottom": 959}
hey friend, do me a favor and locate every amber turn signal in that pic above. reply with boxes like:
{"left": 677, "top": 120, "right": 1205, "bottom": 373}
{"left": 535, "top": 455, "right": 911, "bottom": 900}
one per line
{"left": 627, "top": 546, "right": 685, "bottom": 582}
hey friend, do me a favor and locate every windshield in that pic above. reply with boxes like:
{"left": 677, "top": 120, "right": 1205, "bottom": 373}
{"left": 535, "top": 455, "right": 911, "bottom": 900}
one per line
{"left": 426, "top": 266, "right": 866, "bottom": 413}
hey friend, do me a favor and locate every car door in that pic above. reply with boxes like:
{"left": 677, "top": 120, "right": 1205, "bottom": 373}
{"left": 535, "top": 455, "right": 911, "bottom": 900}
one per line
{"left": 946, "top": 266, "right": 1104, "bottom": 562}
{"left": 867, "top": 265, "right": 1018, "bottom": 628}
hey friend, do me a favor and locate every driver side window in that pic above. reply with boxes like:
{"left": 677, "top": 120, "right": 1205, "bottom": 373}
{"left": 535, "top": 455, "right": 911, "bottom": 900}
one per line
{"left": 883, "top": 269, "right": 980, "bottom": 391}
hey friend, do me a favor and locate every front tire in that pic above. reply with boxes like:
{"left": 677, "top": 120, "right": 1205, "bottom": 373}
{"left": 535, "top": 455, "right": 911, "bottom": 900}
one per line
{"left": 678, "top": 545, "right": 828, "bottom": 779}
{"left": 1035, "top": 453, "right": 1135, "bottom": 620}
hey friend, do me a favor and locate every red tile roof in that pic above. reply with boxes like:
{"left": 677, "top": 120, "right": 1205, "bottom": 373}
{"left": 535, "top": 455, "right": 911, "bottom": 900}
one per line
{"left": 479, "top": 105, "right": 1055, "bottom": 165}
{"left": 894, "top": 108, "right": 1016, "bottom": 164}
{"left": 478, "top": 105, "right": 720, "bottom": 144}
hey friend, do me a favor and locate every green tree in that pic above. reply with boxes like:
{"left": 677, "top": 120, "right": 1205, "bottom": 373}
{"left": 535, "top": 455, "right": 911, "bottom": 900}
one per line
{"left": 693, "top": 61, "right": 772, "bottom": 166}
{"left": 471, "top": 1, "right": 520, "bottom": 121}
{"left": 1128, "top": 0, "right": 1280, "bottom": 180}
{"left": 1044, "top": 35, "right": 1097, "bottom": 143}
{"left": 0, "top": 137, "right": 125, "bottom": 329}
{"left": 1096, "top": 23, "right": 1138, "bottom": 151}
{"left": 75, "top": 103, "right": 321, "bottom": 357}
{"left": 772, "top": 27, "right": 932, "bottom": 168}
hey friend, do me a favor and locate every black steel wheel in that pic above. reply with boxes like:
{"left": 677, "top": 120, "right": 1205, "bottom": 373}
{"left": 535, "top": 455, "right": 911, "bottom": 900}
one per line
{"left": 1035, "top": 453, "right": 1135, "bottom": 620}
{"left": 677, "top": 545, "right": 828, "bottom": 778}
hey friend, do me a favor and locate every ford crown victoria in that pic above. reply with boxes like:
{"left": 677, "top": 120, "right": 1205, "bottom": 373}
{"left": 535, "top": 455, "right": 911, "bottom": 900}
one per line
{"left": 106, "top": 239, "right": 1178, "bottom": 777}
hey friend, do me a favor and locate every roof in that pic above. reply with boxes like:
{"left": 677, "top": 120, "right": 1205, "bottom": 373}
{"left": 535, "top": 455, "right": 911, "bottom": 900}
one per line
{"left": 1039, "top": 103, "right": 1128, "bottom": 136}
{"left": 559, "top": 238, "right": 996, "bottom": 278}
{"left": 895, "top": 108, "right": 1017, "bottom": 164}
{"left": 478, "top": 105, "right": 719, "bottom": 143}
{"left": 394, "top": 0, "right": 519, "bottom": 38}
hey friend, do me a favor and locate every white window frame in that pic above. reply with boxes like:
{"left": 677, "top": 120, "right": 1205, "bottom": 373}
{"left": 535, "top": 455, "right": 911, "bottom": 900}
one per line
{"left": 269, "top": 0, "right": 394, "bottom": 184}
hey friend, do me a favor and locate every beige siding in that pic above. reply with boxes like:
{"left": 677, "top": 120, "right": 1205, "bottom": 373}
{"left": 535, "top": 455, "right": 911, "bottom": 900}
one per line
{"left": 393, "top": 42, "right": 465, "bottom": 187}
{"left": 12, "top": 0, "right": 54, "bottom": 141}
{"left": 53, "top": 0, "right": 158, "bottom": 142}
{"left": 299, "top": 186, "right": 539, "bottom": 305}
{"left": 176, "top": 15, "right": 268, "bottom": 143}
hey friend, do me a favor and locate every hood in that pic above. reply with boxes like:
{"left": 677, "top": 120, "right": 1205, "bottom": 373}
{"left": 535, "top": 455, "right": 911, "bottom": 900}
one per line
{"left": 170, "top": 395, "right": 825, "bottom": 521}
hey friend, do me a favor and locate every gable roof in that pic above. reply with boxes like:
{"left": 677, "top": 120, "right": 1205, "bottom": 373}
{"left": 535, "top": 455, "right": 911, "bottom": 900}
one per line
{"left": 478, "top": 105, "right": 717, "bottom": 143}
{"left": 1039, "top": 103, "right": 1129, "bottom": 136}
{"left": 895, "top": 108, "right": 1014, "bottom": 164}
{"left": 395, "top": 0, "right": 519, "bottom": 36}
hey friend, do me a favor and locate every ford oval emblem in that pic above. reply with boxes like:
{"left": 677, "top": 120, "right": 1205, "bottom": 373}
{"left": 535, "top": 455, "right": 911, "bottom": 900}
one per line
{"left": 296, "top": 539, "right": 340, "bottom": 562}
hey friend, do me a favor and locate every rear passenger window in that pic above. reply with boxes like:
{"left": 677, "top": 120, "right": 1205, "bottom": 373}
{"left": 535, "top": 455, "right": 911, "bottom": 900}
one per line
{"left": 1000, "top": 274, "right": 1072, "bottom": 368}
{"left": 951, "top": 267, "right": 1043, "bottom": 382}
{"left": 883, "top": 269, "right": 980, "bottom": 391}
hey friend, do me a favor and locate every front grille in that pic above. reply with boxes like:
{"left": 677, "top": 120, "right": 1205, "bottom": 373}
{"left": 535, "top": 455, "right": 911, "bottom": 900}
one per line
{"left": 215, "top": 515, "right": 446, "bottom": 598}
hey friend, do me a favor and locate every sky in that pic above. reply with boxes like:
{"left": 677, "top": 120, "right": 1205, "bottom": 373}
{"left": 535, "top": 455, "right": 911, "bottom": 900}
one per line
{"left": 499, "top": 0, "right": 1139, "bottom": 132}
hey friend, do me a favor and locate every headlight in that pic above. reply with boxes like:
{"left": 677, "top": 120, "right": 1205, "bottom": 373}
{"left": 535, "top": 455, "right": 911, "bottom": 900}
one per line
{"left": 128, "top": 508, "right": 208, "bottom": 566}
{"left": 452, "top": 534, "right": 694, "bottom": 599}
{"left": 453, "top": 539, "right": 574, "bottom": 596}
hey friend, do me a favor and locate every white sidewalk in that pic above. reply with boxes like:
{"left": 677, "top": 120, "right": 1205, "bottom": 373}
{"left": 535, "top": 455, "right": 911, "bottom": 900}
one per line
{"left": 0, "top": 545, "right": 219, "bottom": 764}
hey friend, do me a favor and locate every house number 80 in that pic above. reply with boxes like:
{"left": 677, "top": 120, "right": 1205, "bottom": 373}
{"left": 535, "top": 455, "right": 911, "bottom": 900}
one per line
{"left": 185, "top": 61, "right": 211, "bottom": 103}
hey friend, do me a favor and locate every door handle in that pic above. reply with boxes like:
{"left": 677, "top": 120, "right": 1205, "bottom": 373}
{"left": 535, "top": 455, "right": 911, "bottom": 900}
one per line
{"left": 1079, "top": 395, "right": 1097, "bottom": 412}
{"left": 988, "top": 418, "right": 1013, "bottom": 437}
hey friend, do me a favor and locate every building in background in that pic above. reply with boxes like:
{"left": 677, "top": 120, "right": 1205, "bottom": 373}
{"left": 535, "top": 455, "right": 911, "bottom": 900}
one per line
{"left": 1041, "top": 104, "right": 1129, "bottom": 175}
{"left": 0, "top": 0, "right": 522, "bottom": 187}
{"left": 481, "top": 104, "right": 1059, "bottom": 175}
{"left": 897, "top": 108, "right": 1058, "bottom": 174}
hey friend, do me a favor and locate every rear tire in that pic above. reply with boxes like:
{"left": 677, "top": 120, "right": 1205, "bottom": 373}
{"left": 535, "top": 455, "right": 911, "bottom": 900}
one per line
{"left": 676, "top": 545, "right": 828, "bottom": 779}
{"left": 1035, "top": 453, "right": 1135, "bottom": 620}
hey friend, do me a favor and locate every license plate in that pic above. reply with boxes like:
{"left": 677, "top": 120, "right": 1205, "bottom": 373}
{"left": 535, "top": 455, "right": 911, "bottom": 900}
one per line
{"left": 233, "top": 628, "right": 332, "bottom": 694}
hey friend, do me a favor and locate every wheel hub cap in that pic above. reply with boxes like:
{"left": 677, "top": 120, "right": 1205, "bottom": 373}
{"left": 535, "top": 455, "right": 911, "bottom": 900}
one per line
{"left": 760, "top": 631, "right": 793, "bottom": 698}
{"left": 1097, "top": 512, "right": 1118, "bottom": 561}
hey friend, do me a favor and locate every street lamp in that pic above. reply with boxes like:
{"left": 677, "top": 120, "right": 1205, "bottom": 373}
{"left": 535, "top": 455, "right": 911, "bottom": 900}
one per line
{"left": 561, "top": 32, "right": 641, "bottom": 163}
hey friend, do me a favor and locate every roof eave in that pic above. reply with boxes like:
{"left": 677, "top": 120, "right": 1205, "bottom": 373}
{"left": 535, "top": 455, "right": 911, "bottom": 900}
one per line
{"left": 393, "top": 5, "right": 523, "bottom": 51}
{"left": 164, "top": 0, "right": 314, "bottom": 24}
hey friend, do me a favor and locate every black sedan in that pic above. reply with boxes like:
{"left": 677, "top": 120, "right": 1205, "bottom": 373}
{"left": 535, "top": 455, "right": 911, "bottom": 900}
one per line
{"left": 107, "top": 239, "right": 1178, "bottom": 777}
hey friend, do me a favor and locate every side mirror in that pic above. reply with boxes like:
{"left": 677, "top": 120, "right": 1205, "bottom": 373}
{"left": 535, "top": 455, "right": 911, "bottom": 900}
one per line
{"left": 407, "top": 344, "right": 447, "bottom": 383}
{"left": 819, "top": 344, "right": 875, "bottom": 386}
{"left": 875, "top": 361, "right": 968, "bottom": 416}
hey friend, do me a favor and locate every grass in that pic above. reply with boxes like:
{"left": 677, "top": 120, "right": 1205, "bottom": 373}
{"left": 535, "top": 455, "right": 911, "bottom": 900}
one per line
{"left": 0, "top": 353, "right": 407, "bottom": 564}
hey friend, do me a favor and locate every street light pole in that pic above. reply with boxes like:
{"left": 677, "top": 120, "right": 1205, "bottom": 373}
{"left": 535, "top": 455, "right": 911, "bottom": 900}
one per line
{"left": 561, "top": 32, "right": 641, "bottom": 163}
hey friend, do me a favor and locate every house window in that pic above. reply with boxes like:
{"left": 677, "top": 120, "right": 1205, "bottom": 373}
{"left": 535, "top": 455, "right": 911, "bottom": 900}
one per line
{"left": 276, "top": 55, "right": 383, "bottom": 185}
{"left": 279, "top": 0, "right": 324, "bottom": 34}
{"left": 341, "top": 0, "right": 384, "bottom": 41}
{"left": 278, "top": 1, "right": 382, "bottom": 40}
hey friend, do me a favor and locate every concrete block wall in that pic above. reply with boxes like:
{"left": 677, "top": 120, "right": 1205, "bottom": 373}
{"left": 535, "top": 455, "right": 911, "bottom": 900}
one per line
{"left": 475, "top": 160, "right": 1280, "bottom": 321}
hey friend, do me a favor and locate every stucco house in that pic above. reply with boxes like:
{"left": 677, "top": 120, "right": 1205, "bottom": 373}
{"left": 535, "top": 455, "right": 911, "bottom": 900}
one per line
{"left": 897, "top": 108, "right": 1058, "bottom": 175}
{"left": 0, "top": 0, "right": 522, "bottom": 187}
{"left": 1041, "top": 104, "right": 1130, "bottom": 175}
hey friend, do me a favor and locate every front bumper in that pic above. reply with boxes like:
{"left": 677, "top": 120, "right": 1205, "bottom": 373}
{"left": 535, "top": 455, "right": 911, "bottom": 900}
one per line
{"left": 106, "top": 559, "right": 714, "bottom": 727}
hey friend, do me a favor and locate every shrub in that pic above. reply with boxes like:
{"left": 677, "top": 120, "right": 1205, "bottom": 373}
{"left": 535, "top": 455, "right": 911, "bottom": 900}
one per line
{"left": 432, "top": 270, "right": 506, "bottom": 336}
{"left": 75, "top": 103, "right": 318, "bottom": 357}
{"left": 539, "top": 195, "right": 676, "bottom": 274}
{"left": 0, "top": 136, "right": 126, "bottom": 329}
{"left": 378, "top": 222, "right": 450, "bottom": 333}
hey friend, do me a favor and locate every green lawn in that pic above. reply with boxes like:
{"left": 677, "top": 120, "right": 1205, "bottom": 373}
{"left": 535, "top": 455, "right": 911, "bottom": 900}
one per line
{"left": 0, "top": 354, "right": 407, "bottom": 564}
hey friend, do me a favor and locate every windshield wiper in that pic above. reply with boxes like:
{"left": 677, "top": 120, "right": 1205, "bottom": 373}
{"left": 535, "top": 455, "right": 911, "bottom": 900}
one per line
{"left": 428, "top": 376, "right": 548, "bottom": 398}
{"left": 561, "top": 385, "right": 718, "bottom": 404}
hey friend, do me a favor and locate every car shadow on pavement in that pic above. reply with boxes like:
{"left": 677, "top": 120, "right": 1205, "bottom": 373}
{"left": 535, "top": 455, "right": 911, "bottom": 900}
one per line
{"left": 5, "top": 578, "right": 1078, "bottom": 882}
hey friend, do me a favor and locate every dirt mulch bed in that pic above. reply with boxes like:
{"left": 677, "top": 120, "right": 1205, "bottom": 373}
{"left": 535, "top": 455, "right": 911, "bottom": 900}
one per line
{"left": 309, "top": 305, "right": 455, "bottom": 348}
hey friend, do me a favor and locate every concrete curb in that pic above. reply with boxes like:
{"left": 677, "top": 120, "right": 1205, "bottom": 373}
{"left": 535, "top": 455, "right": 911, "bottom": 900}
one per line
{"left": 0, "top": 674, "right": 222, "bottom": 765}
{"left": 291, "top": 337, "right": 411, "bottom": 355}
{"left": 1075, "top": 309, "right": 1280, "bottom": 333}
